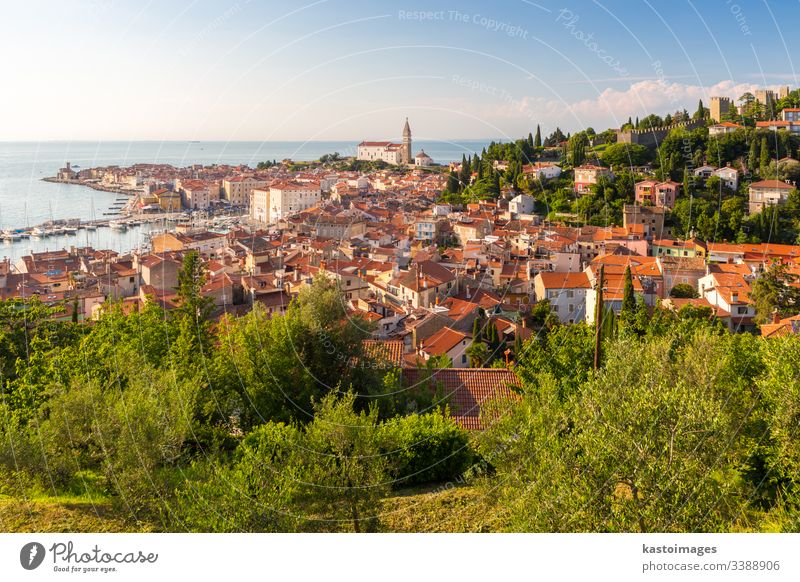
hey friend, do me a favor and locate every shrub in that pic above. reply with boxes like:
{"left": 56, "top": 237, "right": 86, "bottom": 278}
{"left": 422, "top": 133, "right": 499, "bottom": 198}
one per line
{"left": 380, "top": 411, "right": 473, "bottom": 487}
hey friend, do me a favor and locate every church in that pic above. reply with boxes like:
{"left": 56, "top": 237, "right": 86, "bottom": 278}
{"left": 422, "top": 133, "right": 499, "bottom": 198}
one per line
{"left": 357, "top": 118, "right": 412, "bottom": 165}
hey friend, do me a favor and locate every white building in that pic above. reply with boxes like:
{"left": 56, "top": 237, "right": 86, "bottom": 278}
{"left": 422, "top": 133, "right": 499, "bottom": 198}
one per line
{"left": 178, "top": 179, "right": 219, "bottom": 210}
{"left": 697, "top": 271, "right": 755, "bottom": 330}
{"left": 708, "top": 122, "right": 742, "bottom": 136}
{"left": 222, "top": 176, "right": 269, "bottom": 207}
{"left": 267, "top": 180, "right": 322, "bottom": 223}
{"left": 509, "top": 194, "right": 535, "bottom": 216}
{"left": 250, "top": 188, "right": 270, "bottom": 223}
{"left": 748, "top": 180, "right": 794, "bottom": 214}
{"left": 357, "top": 118, "right": 412, "bottom": 165}
{"left": 533, "top": 271, "right": 590, "bottom": 323}
{"left": 523, "top": 162, "right": 562, "bottom": 180}
{"left": 414, "top": 150, "right": 433, "bottom": 167}
{"left": 713, "top": 166, "right": 739, "bottom": 191}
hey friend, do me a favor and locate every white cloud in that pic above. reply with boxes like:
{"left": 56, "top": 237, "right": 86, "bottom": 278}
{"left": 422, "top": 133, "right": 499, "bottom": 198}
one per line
{"left": 488, "top": 79, "right": 787, "bottom": 132}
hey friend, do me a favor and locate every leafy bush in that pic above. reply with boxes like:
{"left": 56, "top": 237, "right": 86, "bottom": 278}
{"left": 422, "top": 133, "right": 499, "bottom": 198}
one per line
{"left": 381, "top": 411, "right": 473, "bottom": 487}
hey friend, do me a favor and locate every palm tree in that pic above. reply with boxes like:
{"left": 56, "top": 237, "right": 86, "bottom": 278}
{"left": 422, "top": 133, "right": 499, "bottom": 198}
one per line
{"left": 465, "top": 342, "right": 489, "bottom": 368}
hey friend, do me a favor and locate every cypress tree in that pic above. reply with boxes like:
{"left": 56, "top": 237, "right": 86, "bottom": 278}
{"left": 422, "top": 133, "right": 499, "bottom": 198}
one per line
{"left": 472, "top": 316, "right": 483, "bottom": 342}
{"left": 527, "top": 132, "right": 534, "bottom": 147}
{"left": 695, "top": 99, "right": 705, "bottom": 120}
{"left": 446, "top": 170, "right": 459, "bottom": 193}
{"left": 486, "top": 321, "right": 499, "bottom": 352}
{"left": 491, "top": 171, "right": 501, "bottom": 197}
{"left": 621, "top": 265, "right": 636, "bottom": 317}
{"left": 760, "top": 136, "right": 770, "bottom": 176}
{"left": 748, "top": 138, "right": 760, "bottom": 172}
{"left": 459, "top": 154, "right": 471, "bottom": 189}
{"left": 534, "top": 124, "right": 542, "bottom": 148}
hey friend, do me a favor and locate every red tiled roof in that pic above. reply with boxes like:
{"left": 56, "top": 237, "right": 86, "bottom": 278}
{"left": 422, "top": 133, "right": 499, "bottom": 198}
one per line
{"left": 536, "top": 271, "right": 591, "bottom": 289}
{"left": 756, "top": 121, "right": 791, "bottom": 127}
{"left": 362, "top": 339, "right": 405, "bottom": 368}
{"left": 421, "top": 326, "right": 468, "bottom": 356}
{"left": 749, "top": 179, "right": 794, "bottom": 189}
{"left": 402, "top": 368, "right": 522, "bottom": 430}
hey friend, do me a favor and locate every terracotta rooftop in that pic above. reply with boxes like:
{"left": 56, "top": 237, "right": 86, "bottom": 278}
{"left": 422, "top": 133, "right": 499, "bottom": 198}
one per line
{"left": 402, "top": 368, "right": 521, "bottom": 430}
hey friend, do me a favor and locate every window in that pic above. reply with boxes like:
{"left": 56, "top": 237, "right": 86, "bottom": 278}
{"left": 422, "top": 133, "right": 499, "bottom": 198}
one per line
{"left": 566, "top": 290, "right": 574, "bottom": 298}
{"left": 461, "top": 354, "right": 467, "bottom": 364}
{"left": 346, "top": 280, "right": 351, "bottom": 286}
{"left": 737, "top": 306, "right": 748, "bottom": 314}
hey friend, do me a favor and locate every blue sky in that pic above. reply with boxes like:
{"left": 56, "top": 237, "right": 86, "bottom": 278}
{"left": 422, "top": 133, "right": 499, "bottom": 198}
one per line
{"left": 1, "top": 0, "right": 797, "bottom": 141}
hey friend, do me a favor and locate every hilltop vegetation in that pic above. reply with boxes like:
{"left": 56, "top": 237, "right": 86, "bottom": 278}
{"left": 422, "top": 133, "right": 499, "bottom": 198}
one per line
{"left": 0, "top": 252, "right": 799, "bottom": 532}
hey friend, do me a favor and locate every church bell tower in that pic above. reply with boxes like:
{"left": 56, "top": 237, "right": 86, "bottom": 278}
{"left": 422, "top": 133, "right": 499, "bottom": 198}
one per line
{"left": 402, "top": 117, "right": 412, "bottom": 164}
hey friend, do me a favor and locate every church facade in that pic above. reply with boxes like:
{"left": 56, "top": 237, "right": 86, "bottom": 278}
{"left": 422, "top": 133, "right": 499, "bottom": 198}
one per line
{"left": 357, "top": 118, "right": 412, "bottom": 165}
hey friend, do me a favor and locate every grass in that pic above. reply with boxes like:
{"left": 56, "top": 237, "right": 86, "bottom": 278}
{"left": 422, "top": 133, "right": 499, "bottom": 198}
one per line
{"left": 0, "top": 497, "right": 156, "bottom": 533}
{"left": 0, "top": 483, "right": 502, "bottom": 533}
{"left": 380, "top": 483, "right": 504, "bottom": 532}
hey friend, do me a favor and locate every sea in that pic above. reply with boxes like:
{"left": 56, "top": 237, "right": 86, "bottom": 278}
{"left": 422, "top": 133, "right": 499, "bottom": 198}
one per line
{"left": 0, "top": 140, "right": 491, "bottom": 263}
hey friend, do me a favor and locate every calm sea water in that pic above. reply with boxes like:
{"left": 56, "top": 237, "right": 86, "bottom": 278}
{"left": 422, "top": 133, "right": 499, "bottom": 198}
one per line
{"left": 0, "top": 140, "right": 490, "bottom": 262}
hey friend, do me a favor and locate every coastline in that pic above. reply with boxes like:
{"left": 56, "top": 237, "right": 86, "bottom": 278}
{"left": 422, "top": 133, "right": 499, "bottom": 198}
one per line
{"left": 42, "top": 176, "right": 139, "bottom": 197}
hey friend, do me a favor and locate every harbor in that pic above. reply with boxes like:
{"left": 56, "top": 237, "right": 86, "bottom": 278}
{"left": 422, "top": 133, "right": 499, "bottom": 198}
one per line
{"left": 0, "top": 208, "right": 249, "bottom": 263}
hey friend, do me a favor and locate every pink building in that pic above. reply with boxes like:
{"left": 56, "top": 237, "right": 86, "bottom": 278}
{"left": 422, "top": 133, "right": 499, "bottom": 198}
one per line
{"left": 635, "top": 180, "right": 681, "bottom": 209}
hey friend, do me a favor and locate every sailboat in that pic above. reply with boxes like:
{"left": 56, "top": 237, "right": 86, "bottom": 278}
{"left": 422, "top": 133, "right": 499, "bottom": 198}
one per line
{"left": 85, "top": 199, "right": 98, "bottom": 230}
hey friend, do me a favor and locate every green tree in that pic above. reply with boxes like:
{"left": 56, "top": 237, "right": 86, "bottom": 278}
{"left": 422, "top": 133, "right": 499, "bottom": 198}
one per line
{"left": 670, "top": 283, "right": 699, "bottom": 298}
{"left": 171, "top": 251, "right": 215, "bottom": 376}
{"left": 749, "top": 262, "right": 800, "bottom": 324}
{"left": 174, "top": 422, "right": 302, "bottom": 532}
{"left": 568, "top": 133, "right": 589, "bottom": 167}
{"left": 301, "top": 392, "right": 389, "bottom": 532}
{"left": 466, "top": 341, "right": 489, "bottom": 368}
{"left": 749, "top": 137, "right": 760, "bottom": 172}
{"left": 459, "top": 155, "right": 472, "bottom": 189}
{"left": 445, "top": 170, "right": 460, "bottom": 194}
{"left": 694, "top": 99, "right": 706, "bottom": 120}
{"left": 601, "top": 143, "right": 651, "bottom": 168}
{"left": 620, "top": 266, "right": 636, "bottom": 317}
{"left": 760, "top": 136, "right": 771, "bottom": 176}
{"left": 483, "top": 332, "right": 759, "bottom": 532}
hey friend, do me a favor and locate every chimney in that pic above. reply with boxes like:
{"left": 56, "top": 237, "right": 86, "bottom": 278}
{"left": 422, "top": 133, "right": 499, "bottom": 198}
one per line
{"left": 772, "top": 310, "right": 780, "bottom": 324}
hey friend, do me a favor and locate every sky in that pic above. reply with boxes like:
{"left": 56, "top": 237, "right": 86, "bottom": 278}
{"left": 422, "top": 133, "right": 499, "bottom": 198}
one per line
{"left": 1, "top": 0, "right": 798, "bottom": 142}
